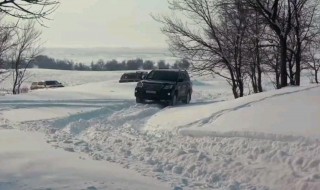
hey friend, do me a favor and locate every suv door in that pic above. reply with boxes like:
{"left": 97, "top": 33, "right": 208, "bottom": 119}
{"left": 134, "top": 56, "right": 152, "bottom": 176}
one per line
{"left": 177, "top": 72, "right": 188, "bottom": 98}
{"left": 184, "top": 71, "right": 192, "bottom": 95}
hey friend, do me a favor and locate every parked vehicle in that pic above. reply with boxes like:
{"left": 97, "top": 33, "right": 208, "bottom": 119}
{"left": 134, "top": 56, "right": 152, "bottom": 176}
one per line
{"left": 119, "top": 71, "right": 148, "bottom": 83}
{"left": 44, "top": 80, "right": 64, "bottom": 88}
{"left": 30, "top": 81, "right": 46, "bottom": 90}
{"left": 30, "top": 80, "right": 64, "bottom": 90}
{"left": 135, "top": 69, "right": 192, "bottom": 106}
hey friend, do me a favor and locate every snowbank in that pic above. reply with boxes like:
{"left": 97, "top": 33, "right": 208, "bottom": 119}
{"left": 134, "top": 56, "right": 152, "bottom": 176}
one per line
{"left": 146, "top": 85, "right": 320, "bottom": 140}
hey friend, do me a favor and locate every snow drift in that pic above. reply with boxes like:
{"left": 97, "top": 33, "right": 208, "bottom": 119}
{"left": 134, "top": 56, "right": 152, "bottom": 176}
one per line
{"left": 0, "top": 69, "right": 319, "bottom": 190}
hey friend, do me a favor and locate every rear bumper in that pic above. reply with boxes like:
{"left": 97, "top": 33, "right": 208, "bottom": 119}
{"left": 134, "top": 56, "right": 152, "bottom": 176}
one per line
{"left": 135, "top": 88, "right": 173, "bottom": 101}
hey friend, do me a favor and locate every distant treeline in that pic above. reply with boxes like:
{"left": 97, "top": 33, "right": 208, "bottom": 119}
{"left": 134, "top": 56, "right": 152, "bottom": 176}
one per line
{"left": 24, "top": 55, "right": 191, "bottom": 71}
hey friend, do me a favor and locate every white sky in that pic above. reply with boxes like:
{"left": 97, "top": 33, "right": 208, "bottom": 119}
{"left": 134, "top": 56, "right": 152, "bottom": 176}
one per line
{"left": 39, "top": 0, "right": 170, "bottom": 48}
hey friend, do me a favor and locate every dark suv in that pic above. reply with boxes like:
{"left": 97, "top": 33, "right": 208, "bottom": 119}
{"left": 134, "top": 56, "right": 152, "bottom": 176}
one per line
{"left": 119, "top": 71, "right": 148, "bottom": 83}
{"left": 135, "top": 69, "right": 192, "bottom": 106}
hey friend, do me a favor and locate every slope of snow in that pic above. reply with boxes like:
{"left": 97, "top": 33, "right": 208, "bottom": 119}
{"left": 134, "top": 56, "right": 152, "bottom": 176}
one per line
{"left": 0, "top": 129, "right": 169, "bottom": 190}
{"left": 146, "top": 85, "right": 320, "bottom": 140}
{"left": 0, "top": 69, "right": 319, "bottom": 190}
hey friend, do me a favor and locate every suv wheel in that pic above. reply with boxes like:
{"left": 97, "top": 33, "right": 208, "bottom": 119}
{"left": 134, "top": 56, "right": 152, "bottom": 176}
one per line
{"left": 136, "top": 97, "right": 145, "bottom": 104}
{"left": 169, "top": 94, "right": 177, "bottom": 106}
{"left": 182, "top": 92, "right": 191, "bottom": 104}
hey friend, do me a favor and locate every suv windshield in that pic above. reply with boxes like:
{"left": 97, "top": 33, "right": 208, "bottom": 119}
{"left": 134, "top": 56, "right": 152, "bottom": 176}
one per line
{"left": 45, "top": 81, "right": 58, "bottom": 85}
{"left": 146, "top": 70, "right": 178, "bottom": 82}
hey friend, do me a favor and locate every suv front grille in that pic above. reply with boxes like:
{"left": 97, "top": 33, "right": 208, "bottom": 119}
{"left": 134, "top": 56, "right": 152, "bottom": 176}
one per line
{"left": 143, "top": 83, "right": 163, "bottom": 91}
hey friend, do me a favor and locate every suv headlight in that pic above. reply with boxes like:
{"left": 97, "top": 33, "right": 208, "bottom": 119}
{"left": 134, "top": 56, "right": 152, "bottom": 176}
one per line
{"left": 163, "top": 84, "right": 174, "bottom": 89}
{"left": 137, "top": 82, "right": 143, "bottom": 88}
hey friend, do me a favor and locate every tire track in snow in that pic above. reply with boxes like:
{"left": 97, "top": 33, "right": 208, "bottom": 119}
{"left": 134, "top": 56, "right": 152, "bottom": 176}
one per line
{"left": 8, "top": 92, "right": 320, "bottom": 190}
{"left": 41, "top": 102, "right": 320, "bottom": 190}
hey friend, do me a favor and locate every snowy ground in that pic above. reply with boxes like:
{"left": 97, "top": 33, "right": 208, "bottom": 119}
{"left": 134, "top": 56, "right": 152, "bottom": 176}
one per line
{"left": 0, "top": 129, "right": 169, "bottom": 190}
{"left": 0, "top": 69, "right": 319, "bottom": 190}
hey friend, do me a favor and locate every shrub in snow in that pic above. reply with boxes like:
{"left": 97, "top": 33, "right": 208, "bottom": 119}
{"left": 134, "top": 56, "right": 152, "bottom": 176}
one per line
{"left": 20, "top": 86, "right": 29, "bottom": 94}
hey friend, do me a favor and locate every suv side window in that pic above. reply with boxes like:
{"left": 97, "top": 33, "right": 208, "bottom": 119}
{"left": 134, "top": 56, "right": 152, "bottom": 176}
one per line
{"left": 184, "top": 71, "right": 190, "bottom": 81}
{"left": 178, "top": 72, "right": 184, "bottom": 82}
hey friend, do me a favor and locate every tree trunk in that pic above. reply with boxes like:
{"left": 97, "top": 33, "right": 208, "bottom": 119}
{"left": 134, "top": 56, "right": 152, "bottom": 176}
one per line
{"left": 239, "top": 80, "right": 244, "bottom": 97}
{"left": 257, "top": 64, "right": 263, "bottom": 92}
{"left": 280, "top": 38, "right": 288, "bottom": 87}
{"left": 255, "top": 11, "right": 263, "bottom": 93}
{"left": 251, "top": 74, "right": 258, "bottom": 93}
{"left": 275, "top": 50, "right": 281, "bottom": 89}
{"left": 315, "top": 70, "right": 319, "bottom": 84}
{"left": 232, "top": 83, "right": 239, "bottom": 99}
{"left": 227, "top": 66, "right": 239, "bottom": 99}
{"left": 256, "top": 40, "right": 263, "bottom": 92}
{"left": 12, "top": 62, "right": 19, "bottom": 94}
{"left": 288, "top": 52, "right": 295, "bottom": 85}
{"left": 293, "top": 2, "right": 301, "bottom": 86}
{"left": 295, "top": 42, "right": 301, "bottom": 86}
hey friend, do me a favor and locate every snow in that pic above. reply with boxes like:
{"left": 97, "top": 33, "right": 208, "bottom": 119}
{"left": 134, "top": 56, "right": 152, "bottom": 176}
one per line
{"left": 147, "top": 85, "right": 320, "bottom": 140}
{"left": 0, "top": 68, "right": 320, "bottom": 190}
{"left": 0, "top": 129, "right": 169, "bottom": 190}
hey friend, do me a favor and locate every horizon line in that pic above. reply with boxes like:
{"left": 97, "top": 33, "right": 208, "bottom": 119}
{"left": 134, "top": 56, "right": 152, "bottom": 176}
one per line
{"left": 43, "top": 46, "right": 170, "bottom": 50}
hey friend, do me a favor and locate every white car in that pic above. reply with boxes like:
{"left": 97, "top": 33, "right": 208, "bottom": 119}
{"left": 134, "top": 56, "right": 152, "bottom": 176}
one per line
{"left": 30, "top": 80, "right": 64, "bottom": 90}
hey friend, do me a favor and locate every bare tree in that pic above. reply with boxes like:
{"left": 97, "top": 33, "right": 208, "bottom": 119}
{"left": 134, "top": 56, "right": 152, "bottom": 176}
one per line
{"left": 0, "top": 18, "right": 14, "bottom": 56}
{"left": 155, "top": 0, "right": 255, "bottom": 98}
{"left": 246, "top": 0, "right": 320, "bottom": 87}
{"left": 291, "top": 0, "right": 320, "bottom": 85}
{"left": 246, "top": 0, "right": 294, "bottom": 88}
{"left": 244, "top": 7, "right": 268, "bottom": 93}
{"left": 0, "top": 15, "right": 16, "bottom": 88}
{"left": 0, "top": 0, "right": 59, "bottom": 23}
{"left": 305, "top": 43, "right": 320, "bottom": 83}
{"left": 10, "top": 21, "right": 41, "bottom": 94}
{"left": 156, "top": 0, "right": 320, "bottom": 98}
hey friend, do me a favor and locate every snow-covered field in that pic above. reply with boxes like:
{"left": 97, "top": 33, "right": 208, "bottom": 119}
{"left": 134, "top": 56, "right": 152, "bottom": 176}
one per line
{"left": 0, "top": 69, "right": 319, "bottom": 190}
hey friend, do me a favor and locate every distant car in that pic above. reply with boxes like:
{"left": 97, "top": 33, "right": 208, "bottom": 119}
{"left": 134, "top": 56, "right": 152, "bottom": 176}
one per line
{"left": 119, "top": 71, "right": 148, "bottom": 83}
{"left": 44, "top": 80, "right": 64, "bottom": 88}
{"left": 30, "top": 80, "right": 64, "bottom": 90}
{"left": 135, "top": 69, "right": 192, "bottom": 106}
{"left": 30, "top": 81, "right": 46, "bottom": 90}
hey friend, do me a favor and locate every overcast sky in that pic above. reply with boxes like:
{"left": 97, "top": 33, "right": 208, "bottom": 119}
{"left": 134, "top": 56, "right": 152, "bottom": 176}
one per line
{"left": 40, "top": 0, "right": 170, "bottom": 48}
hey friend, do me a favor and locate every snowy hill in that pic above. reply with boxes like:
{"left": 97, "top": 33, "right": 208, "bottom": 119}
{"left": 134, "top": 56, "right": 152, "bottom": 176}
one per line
{"left": 0, "top": 69, "right": 319, "bottom": 190}
{"left": 147, "top": 85, "right": 320, "bottom": 140}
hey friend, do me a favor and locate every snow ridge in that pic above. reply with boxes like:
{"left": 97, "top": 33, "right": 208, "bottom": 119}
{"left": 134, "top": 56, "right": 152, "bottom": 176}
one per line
{"left": 19, "top": 102, "right": 319, "bottom": 190}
